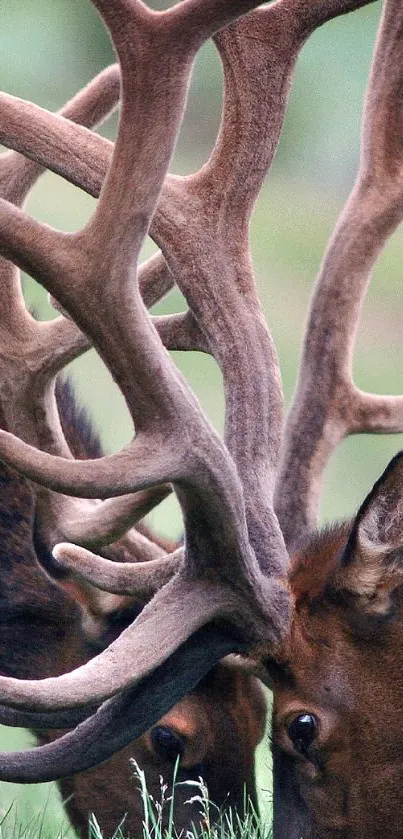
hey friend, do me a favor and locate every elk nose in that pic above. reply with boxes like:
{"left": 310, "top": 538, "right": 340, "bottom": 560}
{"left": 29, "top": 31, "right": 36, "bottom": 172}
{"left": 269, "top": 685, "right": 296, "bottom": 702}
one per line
{"left": 150, "top": 725, "right": 185, "bottom": 763}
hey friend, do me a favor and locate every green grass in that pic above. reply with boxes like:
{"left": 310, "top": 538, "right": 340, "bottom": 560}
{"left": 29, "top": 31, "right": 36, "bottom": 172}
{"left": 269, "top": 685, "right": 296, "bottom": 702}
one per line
{"left": 0, "top": 729, "right": 74, "bottom": 838}
{"left": 85, "top": 759, "right": 272, "bottom": 839}
{"left": 0, "top": 762, "right": 272, "bottom": 839}
{"left": 122, "top": 759, "right": 271, "bottom": 839}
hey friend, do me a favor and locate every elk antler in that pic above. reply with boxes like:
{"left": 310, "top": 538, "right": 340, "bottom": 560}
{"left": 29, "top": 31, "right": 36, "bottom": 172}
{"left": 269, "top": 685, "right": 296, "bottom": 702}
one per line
{"left": 0, "top": 0, "right": 378, "bottom": 781}
{"left": 274, "top": 0, "right": 403, "bottom": 549}
{"left": 0, "top": 0, "right": 288, "bottom": 721}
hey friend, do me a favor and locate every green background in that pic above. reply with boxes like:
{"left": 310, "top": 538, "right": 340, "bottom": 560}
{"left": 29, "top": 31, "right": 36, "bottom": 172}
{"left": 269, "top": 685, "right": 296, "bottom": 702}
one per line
{"left": 0, "top": 0, "right": 401, "bottom": 832}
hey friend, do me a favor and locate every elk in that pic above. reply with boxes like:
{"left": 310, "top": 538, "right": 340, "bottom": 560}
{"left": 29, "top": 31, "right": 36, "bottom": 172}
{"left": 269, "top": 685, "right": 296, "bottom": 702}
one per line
{"left": 0, "top": 67, "right": 266, "bottom": 837}
{"left": 0, "top": 0, "right": 401, "bottom": 838}
{"left": 0, "top": 377, "right": 266, "bottom": 838}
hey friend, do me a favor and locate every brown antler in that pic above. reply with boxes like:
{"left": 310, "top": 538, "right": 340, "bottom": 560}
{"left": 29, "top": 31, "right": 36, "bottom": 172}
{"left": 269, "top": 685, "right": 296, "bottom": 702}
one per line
{"left": 0, "top": 0, "right": 378, "bottom": 780}
{"left": 274, "top": 0, "right": 403, "bottom": 549}
{"left": 0, "top": 0, "right": 288, "bottom": 716}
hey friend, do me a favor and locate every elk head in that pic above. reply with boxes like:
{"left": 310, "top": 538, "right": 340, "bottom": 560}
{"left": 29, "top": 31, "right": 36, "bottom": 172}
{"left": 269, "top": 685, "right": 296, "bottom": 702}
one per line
{"left": 272, "top": 456, "right": 403, "bottom": 839}
{"left": 0, "top": 0, "right": 402, "bottom": 838}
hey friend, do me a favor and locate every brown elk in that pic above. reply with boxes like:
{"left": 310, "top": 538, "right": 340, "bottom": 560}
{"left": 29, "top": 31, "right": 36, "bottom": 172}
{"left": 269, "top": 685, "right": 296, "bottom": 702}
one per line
{"left": 0, "top": 61, "right": 266, "bottom": 837}
{"left": 0, "top": 0, "right": 402, "bottom": 838}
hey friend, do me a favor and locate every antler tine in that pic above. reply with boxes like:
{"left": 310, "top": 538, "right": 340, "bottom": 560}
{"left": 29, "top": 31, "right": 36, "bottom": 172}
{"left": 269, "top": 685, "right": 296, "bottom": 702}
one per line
{"left": 275, "top": 0, "right": 403, "bottom": 549}
{"left": 284, "top": 0, "right": 377, "bottom": 29}
{"left": 0, "top": 94, "right": 182, "bottom": 327}
{"left": 153, "top": 8, "right": 296, "bottom": 575}
{"left": 58, "top": 64, "right": 120, "bottom": 128}
{"left": 0, "top": 83, "right": 180, "bottom": 546}
{"left": 51, "top": 542, "right": 183, "bottom": 599}
{"left": 0, "top": 703, "right": 96, "bottom": 731}
{"left": 0, "top": 94, "right": 113, "bottom": 200}
{"left": 0, "top": 64, "right": 119, "bottom": 206}
{"left": 0, "top": 67, "right": 118, "bottom": 452}
{"left": 139, "top": 252, "right": 174, "bottom": 309}
{"left": 52, "top": 486, "right": 171, "bottom": 548}
{"left": 151, "top": 311, "right": 209, "bottom": 353}
{"left": 0, "top": 87, "right": 179, "bottom": 551}
{"left": 85, "top": 0, "right": 268, "bottom": 257}
{"left": 0, "top": 63, "right": 121, "bottom": 393}
{"left": 0, "top": 98, "right": 176, "bottom": 312}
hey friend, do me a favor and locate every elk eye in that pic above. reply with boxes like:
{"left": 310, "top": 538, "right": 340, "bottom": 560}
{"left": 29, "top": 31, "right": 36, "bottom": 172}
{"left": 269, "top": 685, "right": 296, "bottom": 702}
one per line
{"left": 287, "top": 713, "right": 317, "bottom": 756}
{"left": 150, "top": 726, "right": 185, "bottom": 763}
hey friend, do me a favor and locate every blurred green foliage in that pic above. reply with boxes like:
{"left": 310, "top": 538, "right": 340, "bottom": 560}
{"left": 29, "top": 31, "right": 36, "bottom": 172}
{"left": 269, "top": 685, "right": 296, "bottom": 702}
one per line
{"left": 1, "top": 0, "right": 403, "bottom": 833}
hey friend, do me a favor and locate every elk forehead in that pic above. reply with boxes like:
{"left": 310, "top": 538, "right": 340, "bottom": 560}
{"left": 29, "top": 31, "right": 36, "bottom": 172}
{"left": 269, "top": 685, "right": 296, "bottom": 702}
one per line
{"left": 272, "top": 520, "right": 386, "bottom": 703}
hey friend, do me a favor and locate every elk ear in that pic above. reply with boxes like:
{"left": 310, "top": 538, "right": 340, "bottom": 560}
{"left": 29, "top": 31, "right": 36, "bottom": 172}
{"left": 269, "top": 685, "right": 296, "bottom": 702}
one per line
{"left": 333, "top": 451, "right": 403, "bottom": 618}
